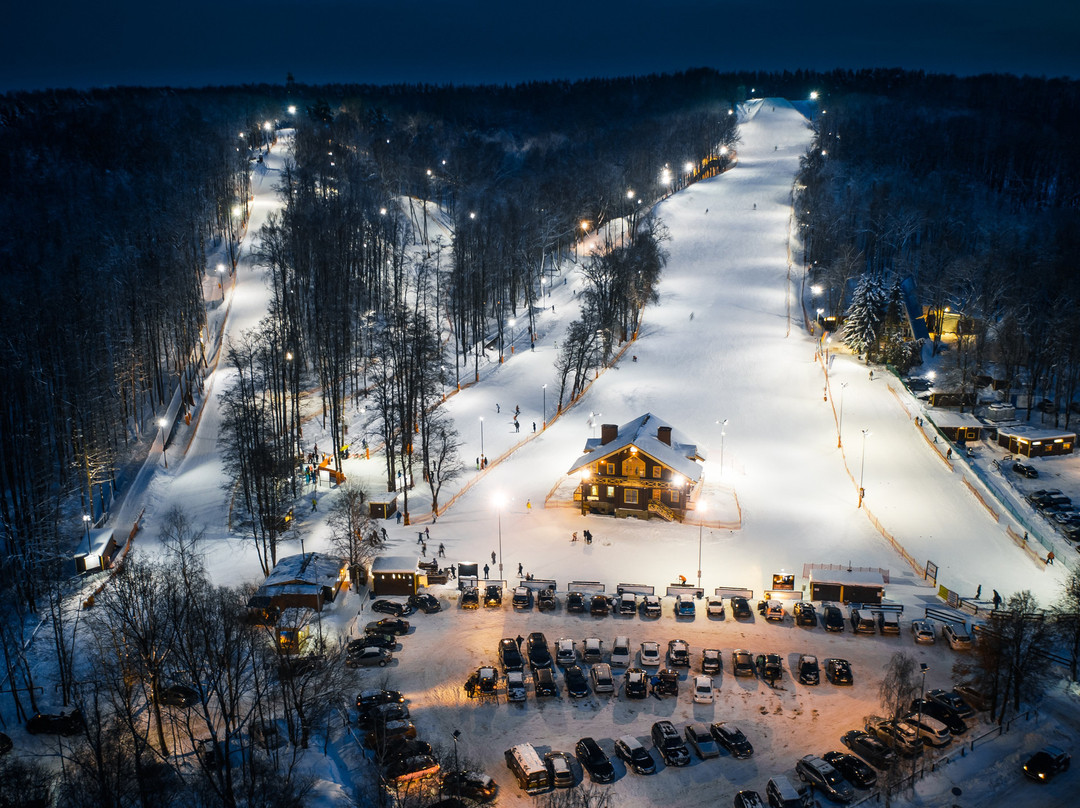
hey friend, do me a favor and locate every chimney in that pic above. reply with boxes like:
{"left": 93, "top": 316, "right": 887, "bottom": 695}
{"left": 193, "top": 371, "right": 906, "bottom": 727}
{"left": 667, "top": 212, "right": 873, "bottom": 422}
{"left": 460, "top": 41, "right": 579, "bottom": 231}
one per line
{"left": 601, "top": 424, "right": 618, "bottom": 445}
{"left": 657, "top": 426, "right": 672, "bottom": 446}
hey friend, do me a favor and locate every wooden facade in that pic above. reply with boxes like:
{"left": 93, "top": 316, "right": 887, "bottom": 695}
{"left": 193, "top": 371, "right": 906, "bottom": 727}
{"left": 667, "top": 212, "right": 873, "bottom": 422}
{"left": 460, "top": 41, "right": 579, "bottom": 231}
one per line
{"left": 996, "top": 427, "right": 1075, "bottom": 458}
{"left": 567, "top": 414, "right": 703, "bottom": 522}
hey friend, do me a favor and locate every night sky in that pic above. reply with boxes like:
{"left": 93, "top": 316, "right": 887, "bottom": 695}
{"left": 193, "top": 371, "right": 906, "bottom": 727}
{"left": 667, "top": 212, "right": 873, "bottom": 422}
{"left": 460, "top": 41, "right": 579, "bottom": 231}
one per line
{"left": 2, "top": 0, "right": 1077, "bottom": 93}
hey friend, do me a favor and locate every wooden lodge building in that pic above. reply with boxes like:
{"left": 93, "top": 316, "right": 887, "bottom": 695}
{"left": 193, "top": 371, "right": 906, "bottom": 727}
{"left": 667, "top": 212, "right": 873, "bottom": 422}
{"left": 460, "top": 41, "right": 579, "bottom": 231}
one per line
{"left": 567, "top": 413, "right": 703, "bottom": 522}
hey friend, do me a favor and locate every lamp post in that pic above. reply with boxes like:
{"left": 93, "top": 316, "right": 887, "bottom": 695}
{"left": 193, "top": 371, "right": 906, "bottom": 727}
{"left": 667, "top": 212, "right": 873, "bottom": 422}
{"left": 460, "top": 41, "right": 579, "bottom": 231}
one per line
{"left": 217, "top": 263, "right": 225, "bottom": 301}
{"left": 542, "top": 384, "right": 547, "bottom": 428}
{"left": 494, "top": 494, "right": 505, "bottom": 579}
{"left": 580, "top": 470, "right": 591, "bottom": 516}
{"left": 158, "top": 418, "right": 169, "bottom": 469}
{"left": 717, "top": 419, "right": 728, "bottom": 477}
{"left": 452, "top": 729, "right": 462, "bottom": 796}
{"left": 858, "top": 429, "right": 870, "bottom": 507}
{"left": 838, "top": 382, "right": 848, "bottom": 448}
{"left": 917, "top": 663, "right": 929, "bottom": 749}
{"left": 697, "top": 501, "right": 707, "bottom": 587}
{"left": 82, "top": 514, "right": 92, "bottom": 554}
{"left": 479, "top": 417, "right": 484, "bottom": 462}
{"left": 509, "top": 317, "right": 516, "bottom": 354}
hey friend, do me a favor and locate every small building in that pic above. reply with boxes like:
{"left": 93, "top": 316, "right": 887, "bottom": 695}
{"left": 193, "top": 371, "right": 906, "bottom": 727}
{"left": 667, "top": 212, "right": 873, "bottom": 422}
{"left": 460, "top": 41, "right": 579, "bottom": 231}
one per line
{"left": 74, "top": 528, "right": 120, "bottom": 574}
{"left": 247, "top": 552, "right": 347, "bottom": 620}
{"left": 809, "top": 569, "right": 885, "bottom": 604}
{"left": 370, "top": 556, "right": 422, "bottom": 596}
{"left": 276, "top": 607, "right": 318, "bottom": 655}
{"left": 369, "top": 497, "right": 398, "bottom": 519}
{"left": 996, "top": 426, "right": 1075, "bottom": 458}
{"left": 566, "top": 413, "right": 704, "bottom": 522}
{"left": 928, "top": 410, "right": 991, "bottom": 443}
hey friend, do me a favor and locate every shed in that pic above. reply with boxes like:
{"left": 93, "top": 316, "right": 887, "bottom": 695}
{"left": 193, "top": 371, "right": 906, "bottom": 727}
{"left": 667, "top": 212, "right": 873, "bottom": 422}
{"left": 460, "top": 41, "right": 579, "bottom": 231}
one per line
{"left": 996, "top": 426, "right": 1075, "bottom": 458}
{"left": 809, "top": 569, "right": 885, "bottom": 604}
{"left": 369, "top": 497, "right": 398, "bottom": 519}
{"left": 276, "top": 607, "right": 317, "bottom": 654}
{"left": 370, "top": 555, "right": 422, "bottom": 596}
{"left": 247, "top": 552, "right": 346, "bottom": 617}
{"left": 74, "top": 528, "right": 119, "bottom": 574}
{"left": 928, "top": 410, "right": 990, "bottom": 443}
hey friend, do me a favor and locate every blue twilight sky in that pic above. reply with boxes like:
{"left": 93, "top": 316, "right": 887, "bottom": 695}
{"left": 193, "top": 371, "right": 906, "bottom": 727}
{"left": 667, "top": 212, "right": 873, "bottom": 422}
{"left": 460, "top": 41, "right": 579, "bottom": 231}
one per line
{"left": 2, "top": 0, "right": 1077, "bottom": 93}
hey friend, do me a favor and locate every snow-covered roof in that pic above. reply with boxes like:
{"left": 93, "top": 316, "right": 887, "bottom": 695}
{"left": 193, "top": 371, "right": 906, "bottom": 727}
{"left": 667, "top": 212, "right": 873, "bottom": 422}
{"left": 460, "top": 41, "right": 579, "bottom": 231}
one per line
{"left": 996, "top": 425, "right": 1076, "bottom": 441}
{"left": 928, "top": 410, "right": 984, "bottom": 429}
{"left": 566, "top": 412, "right": 703, "bottom": 482}
{"left": 371, "top": 555, "right": 421, "bottom": 573}
{"left": 808, "top": 568, "right": 886, "bottom": 587}
{"left": 262, "top": 552, "right": 344, "bottom": 588}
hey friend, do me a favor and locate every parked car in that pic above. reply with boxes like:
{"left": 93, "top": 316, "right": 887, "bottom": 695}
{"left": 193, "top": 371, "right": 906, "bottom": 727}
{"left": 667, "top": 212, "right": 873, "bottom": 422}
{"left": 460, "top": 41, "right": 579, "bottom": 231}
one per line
{"left": 26, "top": 709, "right": 85, "bottom": 736}
{"left": 911, "top": 619, "right": 936, "bottom": 644}
{"left": 942, "top": 622, "right": 973, "bottom": 650}
{"left": 460, "top": 587, "right": 480, "bottom": 609}
{"left": 345, "top": 647, "right": 392, "bottom": 668}
{"left": 949, "top": 685, "right": 988, "bottom": 714}
{"left": 795, "top": 754, "right": 855, "bottom": 803}
{"left": 1023, "top": 745, "right": 1071, "bottom": 782}
{"left": 537, "top": 588, "right": 557, "bottom": 611}
{"left": 544, "top": 750, "right": 575, "bottom": 788}
{"left": 1013, "top": 462, "right": 1039, "bottom": 478}
{"left": 667, "top": 639, "right": 690, "bottom": 667}
{"left": 910, "top": 698, "right": 967, "bottom": 735}
{"left": 555, "top": 638, "right": 577, "bottom": 666}
{"left": 710, "top": 722, "right": 754, "bottom": 758}
{"left": 582, "top": 637, "right": 603, "bottom": 663}
{"left": 850, "top": 608, "right": 877, "bottom": 634}
{"left": 639, "top": 641, "right": 661, "bottom": 667}
{"left": 823, "top": 604, "right": 845, "bottom": 632}
{"left": 364, "top": 720, "right": 416, "bottom": 749}
{"left": 840, "top": 729, "right": 898, "bottom": 770}
{"left": 640, "top": 594, "right": 662, "bottom": 618}
{"left": 499, "top": 637, "right": 524, "bottom": 671}
{"left": 407, "top": 592, "right": 441, "bottom": 613}
{"left": 906, "top": 377, "right": 933, "bottom": 392}
{"left": 731, "top": 596, "right": 753, "bottom": 619}
{"left": 685, "top": 722, "right": 720, "bottom": 759}
{"left": 355, "top": 632, "right": 396, "bottom": 650}
{"left": 357, "top": 689, "right": 404, "bottom": 712}
{"left": 464, "top": 667, "right": 498, "bottom": 698}
{"left": 765, "top": 775, "right": 805, "bottom": 808}
{"left": 732, "top": 649, "right": 755, "bottom": 677}
{"left": 702, "top": 648, "right": 722, "bottom": 674}
{"left": 617, "top": 592, "right": 638, "bottom": 615}
{"left": 692, "top": 675, "right": 714, "bottom": 704}
{"left": 878, "top": 611, "right": 901, "bottom": 634}
{"left": 371, "top": 599, "right": 413, "bottom": 617}
{"left": 796, "top": 654, "right": 820, "bottom": 685}
{"left": 365, "top": 618, "right": 409, "bottom": 636}
{"left": 564, "top": 664, "right": 590, "bottom": 698}
{"left": 442, "top": 769, "right": 499, "bottom": 801}
{"left": 755, "top": 653, "right": 783, "bottom": 684}
{"left": 566, "top": 591, "right": 586, "bottom": 612}
{"left": 506, "top": 670, "right": 527, "bottom": 702}
{"left": 825, "top": 658, "right": 854, "bottom": 686}
{"left": 764, "top": 600, "right": 786, "bottom": 622}
{"left": 650, "top": 720, "right": 691, "bottom": 766}
{"left": 866, "top": 718, "right": 923, "bottom": 757}
{"left": 624, "top": 667, "right": 648, "bottom": 698}
{"left": 483, "top": 585, "right": 502, "bottom": 607}
{"left": 614, "top": 734, "right": 656, "bottom": 774}
{"left": 610, "top": 636, "right": 631, "bottom": 667}
{"left": 527, "top": 632, "right": 553, "bottom": 670}
{"left": 511, "top": 586, "right": 533, "bottom": 610}
{"left": 575, "top": 737, "right": 615, "bottom": 783}
{"left": 902, "top": 712, "right": 952, "bottom": 746}
{"left": 157, "top": 685, "right": 199, "bottom": 708}
{"left": 676, "top": 594, "right": 696, "bottom": 617}
{"left": 590, "top": 594, "right": 610, "bottom": 616}
{"left": 590, "top": 662, "right": 615, "bottom": 694}
{"left": 653, "top": 668, "right": 680, "bottom": 696}
{"left": 706, "top": 596, "right": 725, "bottom": 617}
{"left": 383, "top": 738, "right": 433, "bottom": 765}
{"left": 823, "top": 751, "right": 877, "bottom": 789}
{"left": 734, "top": 791, "right": 766, "bottom": 808}
{"left": 794, "top": 601, "right": 818, "bottom": 627}
{"left": 386, "top": 754, "right": 440, "bottom": 786}
{"left": 534, "top": 667, "right": 558, "bottom": 697}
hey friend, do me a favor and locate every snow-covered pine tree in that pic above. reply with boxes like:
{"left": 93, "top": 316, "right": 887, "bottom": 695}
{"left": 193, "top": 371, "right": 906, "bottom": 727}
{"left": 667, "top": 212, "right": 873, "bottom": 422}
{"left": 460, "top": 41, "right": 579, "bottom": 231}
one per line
{"left": 842, "top": 274, "right": 885, "bottom": 359}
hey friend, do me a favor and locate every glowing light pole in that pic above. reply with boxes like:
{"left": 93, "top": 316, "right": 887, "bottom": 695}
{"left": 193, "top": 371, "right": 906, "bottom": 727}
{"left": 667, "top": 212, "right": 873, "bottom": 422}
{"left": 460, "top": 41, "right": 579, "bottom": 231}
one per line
{"left": 717, "top": 419, "right": 728, "bottom": 477}
{"left": 858, "top": 429, "right": 871, "bottom": 507}
{"left": 838, "top": 382, "right": 848, "bottom": 448}
{"left": 82, "top": 514, "right": 92, "bottom": 553}
{"left": 159, "top": 418, "right": 169, "bottom": 469}
{"left": 479, "top": 417, "right": 485, "bottom": 463}
{"left": 217, "top": 263, "right": 225, "bottom": 301}
{"left": 494, "top": 493, "right": 505, "bottom": 579}
{"left": 542, "top": 384, "right": 547, "bottom": 429}
{"left": 697, "top": 501, "right": 707, "bottom": 587}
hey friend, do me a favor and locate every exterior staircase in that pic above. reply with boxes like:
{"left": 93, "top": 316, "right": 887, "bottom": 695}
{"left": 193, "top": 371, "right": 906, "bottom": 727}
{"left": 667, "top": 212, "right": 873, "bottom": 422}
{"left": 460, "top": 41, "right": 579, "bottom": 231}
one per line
{"left": 647, "top": 500, "right": 679, "bottom": 522}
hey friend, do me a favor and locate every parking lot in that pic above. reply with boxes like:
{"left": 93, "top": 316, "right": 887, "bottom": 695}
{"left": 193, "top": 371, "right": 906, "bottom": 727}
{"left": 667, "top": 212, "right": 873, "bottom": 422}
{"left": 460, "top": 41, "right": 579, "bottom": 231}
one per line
{"left": 351, "top": 589, "right": 990, "bottom": 805}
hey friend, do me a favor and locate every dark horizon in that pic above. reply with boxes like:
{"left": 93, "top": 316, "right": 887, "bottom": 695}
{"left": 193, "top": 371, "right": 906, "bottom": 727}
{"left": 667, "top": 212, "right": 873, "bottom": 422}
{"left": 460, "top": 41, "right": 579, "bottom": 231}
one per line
{"left": 3, "top": 0, "right": 1078, "bottom": 94}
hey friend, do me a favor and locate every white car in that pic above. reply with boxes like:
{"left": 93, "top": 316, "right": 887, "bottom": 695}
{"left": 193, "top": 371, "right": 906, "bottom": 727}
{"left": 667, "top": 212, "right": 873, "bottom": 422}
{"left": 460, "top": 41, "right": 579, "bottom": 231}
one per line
{"left": 506, "top": 670, "right": 526, "bottom": 702}
{"left": 641, "top": 595, "right": 662, "bottom": 617}
{"left": 942, "top": 623, "right": 973, "bottom": 650}
{"left": 639, "top": 641, "right": 661, "bottom": 667}
{"left": 706, "top": 597, "right": 725, "bottom": 617}
{"left": 582, "top": 637, "right": 603, "bottom": 663}
{"left": 693, "top": 675, "right": 714, "bottom": 704}
{"left": 911, "top": 620, "right": 936, "bottom": 644}
{"left": 555, "top": 638, "right": 576, "bottom": 665}
{"left": 610, "top": 636, "right": 631, "bottom": 667}
{"left": 765, "top": 600, "right": 786, "bottom": 621}
{"left": 590, "top": 662, "right": 615, "bottom": 694}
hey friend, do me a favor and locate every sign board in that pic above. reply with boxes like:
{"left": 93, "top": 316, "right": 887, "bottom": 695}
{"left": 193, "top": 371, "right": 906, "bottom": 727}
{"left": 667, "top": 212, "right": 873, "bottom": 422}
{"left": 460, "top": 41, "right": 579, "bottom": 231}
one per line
{"left": 714, "top": 586, "right": 754, "bottom": 600}
{"left": 617, "top": 583, "right": 655, "bottom": 596}
{"left": 665, "top": 585, "right": 704, "bottom": 598}
{"left": 924, "top": 560, "right": 938, "bottom": 584}
{"left": 567, "top": 581, "right": 605, "bottom": 594}
{"left": 518, "top": 579, "right": 556, "bottom": 592}
{"left": 771, "top": 574, "right": 795, "bottom": 591}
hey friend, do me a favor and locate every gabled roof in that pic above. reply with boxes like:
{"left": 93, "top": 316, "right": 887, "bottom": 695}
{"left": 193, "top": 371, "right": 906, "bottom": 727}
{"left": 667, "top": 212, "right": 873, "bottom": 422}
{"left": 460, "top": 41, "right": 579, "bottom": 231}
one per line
{"left": 262, "top": 552, "right": 344, "bottom": 589}
{"left": 566, "top": 413, "right": 703, "bottom": 482}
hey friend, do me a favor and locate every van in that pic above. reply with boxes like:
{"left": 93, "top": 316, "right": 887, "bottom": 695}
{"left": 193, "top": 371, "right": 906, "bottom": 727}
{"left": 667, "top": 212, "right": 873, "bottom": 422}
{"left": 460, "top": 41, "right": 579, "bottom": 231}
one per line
{"left": 765, "top": 775, "right": 803, "bottom": 808}
{"left": 504, "top": 742, "right": 551, "bottom": 795}
{"left": 850, "top": 608, "right": 877, "bottom": 634}
{"left": 878, "top": 611, "right": 901, "bottom": 634}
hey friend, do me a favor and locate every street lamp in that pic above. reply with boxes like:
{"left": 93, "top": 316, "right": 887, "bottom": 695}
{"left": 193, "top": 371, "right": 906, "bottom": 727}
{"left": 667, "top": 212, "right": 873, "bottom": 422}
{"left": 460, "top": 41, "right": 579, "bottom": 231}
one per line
{"left": 158, "top": 418, "right": 169, "bottom": 469}
{"left": 717, "top": 419, "right": 728, "bottom": 477}
{"left": 217, "top": 263, "right": 225, "bottom": 300}
{"left": 479, "top": 417, "right": 484, "bottom": 462}
{"left": 493, "top": 493, "right": 505, "bottom": 579}
{"left": 697, "top": 501, "right": 707, "bottom": 587}
{"left": 509, "top": 318, "right": 516, "bottom": 354}
{"left": 858, "top": 429, "right": 871, "bottom": 507}
{"left": 917, "top": 663, "right": 929, "bottom": 747}
{"left": 82, "top": 514, "right": 92, "bottom": 553}
{"left": 542, "top": 384, "right": 547, "bottom": 428}
{"left": 838, "top": 382, "right": 848, "bottom": 448}
{"left": 579, "top": 469, "right": 591, "bottom": 515}
{"left": 452, "top": 730, "right": 462, "bottom": 796}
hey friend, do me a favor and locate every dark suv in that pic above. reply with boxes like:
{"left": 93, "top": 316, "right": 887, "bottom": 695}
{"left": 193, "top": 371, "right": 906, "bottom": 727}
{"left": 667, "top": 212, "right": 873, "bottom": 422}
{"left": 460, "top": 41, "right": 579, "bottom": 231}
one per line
{"left": 526, "top": 632, "right": 553, "bottom": 670}
{"left": 566, "top": 591, "right": 586, "bottom": 613}
{"left": 575, "top": 737, "right": 615, "bottom": 783}
{"left": 650, "top": 720, "right": 690, "bottom": 767}
{"left": 499, "top": 638, "right": 524, "bottom": 671}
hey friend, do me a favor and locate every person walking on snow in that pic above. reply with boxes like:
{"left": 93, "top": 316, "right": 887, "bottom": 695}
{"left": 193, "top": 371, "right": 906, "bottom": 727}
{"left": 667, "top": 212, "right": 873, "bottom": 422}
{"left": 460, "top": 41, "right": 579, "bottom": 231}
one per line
{"left": 483, "top": 563, "right": 490, "bottom": 578}
{"left": 993, "top": 589, "right": 1002, "bottom": 608}
{"left": 491, "top": 551, "right": 497, "bottom": 565}
{"left": 526, "top": 500, "right": 532, "bottom": 513}
{"left": 311, "top": 495, "right": 318, "bottom": 512}
{"left": 1046, "top": 551, "right": 1055, "bottom": 565}
{"left": 438, "top": 542, "right": 445, "bottom": 557}
{"left": 518, "top": 562, "right": 524, "bottom": 577}
{"left": 975, "top": 584, "right": 982, "bottom": 599}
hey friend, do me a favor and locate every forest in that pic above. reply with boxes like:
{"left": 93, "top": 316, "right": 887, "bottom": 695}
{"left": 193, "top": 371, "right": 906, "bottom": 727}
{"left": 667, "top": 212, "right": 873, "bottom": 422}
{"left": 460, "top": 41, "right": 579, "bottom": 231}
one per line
{"left": 1, "top": 67, "right": 1079, "bottom": 806}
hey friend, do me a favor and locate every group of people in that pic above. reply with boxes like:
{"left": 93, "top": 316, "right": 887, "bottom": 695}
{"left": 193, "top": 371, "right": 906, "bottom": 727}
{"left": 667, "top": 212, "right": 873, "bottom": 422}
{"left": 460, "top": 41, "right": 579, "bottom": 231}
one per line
{"left": 570, "top": 529, "right": 595, "bottom": 544}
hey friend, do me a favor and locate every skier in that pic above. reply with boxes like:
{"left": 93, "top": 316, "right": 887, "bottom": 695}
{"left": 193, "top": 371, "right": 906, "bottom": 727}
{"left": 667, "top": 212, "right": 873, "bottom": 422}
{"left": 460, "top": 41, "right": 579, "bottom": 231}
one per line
{"left": 869, "top": 369, "right": 874, "bottom": 381}
{"left": 1046, "top": 551, "right": 1055, "bottom": 565}
{"left": 526, "top": 500, "right": 532, "bottom": 513}
{"left": 311, "top": 495, "right": 318, "bottom": 512}
{"left": 449, "top": 564, "right": 457, "bottom": 579}
{"left": 421, "top": 542, "right": 427, "bottom": 557}
{"left": 438, "top": 543, "right": 445, "bottom": 558}
{"left": 975, "top": 584, "right": 982, "bottom": 600}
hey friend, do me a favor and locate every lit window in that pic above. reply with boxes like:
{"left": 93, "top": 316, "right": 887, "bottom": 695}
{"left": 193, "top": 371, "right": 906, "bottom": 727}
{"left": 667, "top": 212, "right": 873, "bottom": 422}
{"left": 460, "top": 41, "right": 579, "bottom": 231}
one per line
{"left": 606, "top": 486, "right": 614, "bottom": 498}
{"left": 652, "top": 465, "right": 661, "bottom": 478}
{"left": 606, "top": 463, "right": 615, "bottom": 475}
{"left": 670, "top": 490, "right": 681, "bottom": 503}
{"left": 624, "top": 489, "right": 638, "bottom": 504}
